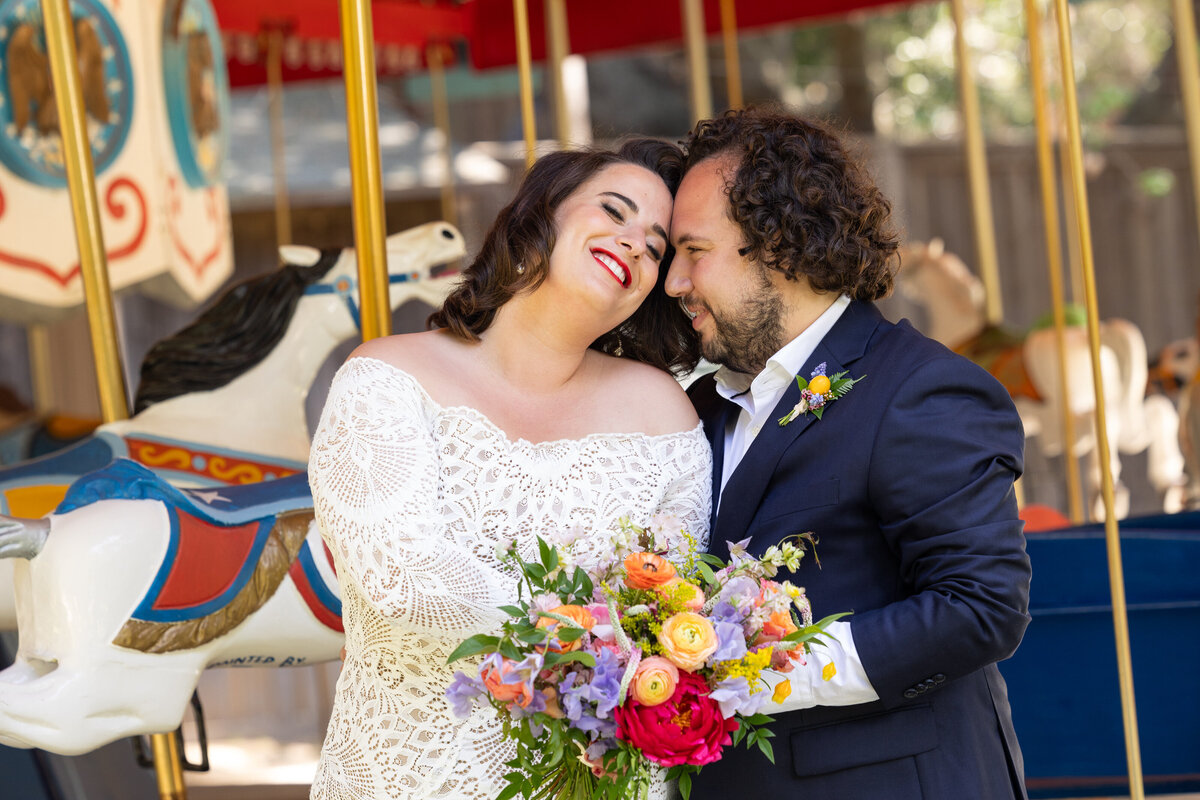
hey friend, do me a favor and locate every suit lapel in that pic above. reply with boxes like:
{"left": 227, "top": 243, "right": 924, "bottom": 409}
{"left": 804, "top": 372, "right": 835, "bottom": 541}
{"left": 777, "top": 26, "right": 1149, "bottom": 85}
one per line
{"left": 712, "top": 301, "right": 885, "bottom": 548}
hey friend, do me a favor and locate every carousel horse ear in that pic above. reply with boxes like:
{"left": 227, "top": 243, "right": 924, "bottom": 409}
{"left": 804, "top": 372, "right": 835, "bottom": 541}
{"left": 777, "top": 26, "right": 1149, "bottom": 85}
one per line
{"left": 278, "top": 245, "right": 322, "bottom": 267}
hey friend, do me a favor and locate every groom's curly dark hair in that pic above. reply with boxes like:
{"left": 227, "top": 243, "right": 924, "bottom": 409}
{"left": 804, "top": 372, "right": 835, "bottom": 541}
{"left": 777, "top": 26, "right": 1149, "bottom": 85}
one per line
{"left": 683, "top": 107, "right": 900, "bottom": 302}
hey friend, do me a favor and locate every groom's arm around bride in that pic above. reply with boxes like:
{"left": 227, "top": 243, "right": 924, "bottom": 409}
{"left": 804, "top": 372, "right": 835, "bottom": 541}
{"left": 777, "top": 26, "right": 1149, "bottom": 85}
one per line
{"left": 668, "top": 108, "right": 1032, "bottom": 800}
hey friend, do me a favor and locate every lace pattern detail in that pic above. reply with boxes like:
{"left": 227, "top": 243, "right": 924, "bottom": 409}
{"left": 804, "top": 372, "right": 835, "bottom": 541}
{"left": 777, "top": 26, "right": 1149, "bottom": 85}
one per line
{"left": 309, "top": 357, "right": 712, "bottom": 799}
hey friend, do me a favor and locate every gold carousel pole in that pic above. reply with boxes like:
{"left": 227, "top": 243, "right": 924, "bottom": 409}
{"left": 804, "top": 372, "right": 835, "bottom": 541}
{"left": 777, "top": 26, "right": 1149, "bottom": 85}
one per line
{"left": 43, "top": 0, "right": 185, "bottom": 797}
{"left": 1171, "top": 0, "right": 1200, "bottom": 249}
{"left": 339, "top": 0, "right": 391, "bottom": 341}
{"left": 681, "top": 0, "right": 713, "bottom": 125}
{"left": 427, "top": 43, "right": 458, "bottom": 228}
{"left": 512, "top": 0, "right": 537, "bottom": 169}
{"left": 950, "top": 0, "right": 1003, "bottom": 326}
{"left": 545, "top": 0, "right": 571, "bottom": 148}
{"left": 1051, "top": 1, "right": 1145, "bottom": 797}
{"left": 1024, "top": 0, "right": 1084, "bottom": 523}
{"left": 266, "top": 28, "right": 292, "bottom": 253}
{"left": 41, "top": 0, "right": 129, "bottom": 425}
{"left": 718, "top": 0, "right": 743, "bottom": 110}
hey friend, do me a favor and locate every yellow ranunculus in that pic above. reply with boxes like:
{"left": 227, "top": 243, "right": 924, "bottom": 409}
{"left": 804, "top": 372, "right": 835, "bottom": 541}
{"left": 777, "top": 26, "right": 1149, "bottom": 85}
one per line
{"left": 658, "top": 612, "right": 719, "bottom": 672}
{"left": 630, "top": 656, "right": 680, "bottom": 706}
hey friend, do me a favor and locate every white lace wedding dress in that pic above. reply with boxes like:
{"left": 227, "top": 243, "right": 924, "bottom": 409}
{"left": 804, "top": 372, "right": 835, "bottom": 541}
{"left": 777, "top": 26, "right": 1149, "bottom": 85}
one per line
{"left": 307, "top": 356, "right": 712, "bottom": 799}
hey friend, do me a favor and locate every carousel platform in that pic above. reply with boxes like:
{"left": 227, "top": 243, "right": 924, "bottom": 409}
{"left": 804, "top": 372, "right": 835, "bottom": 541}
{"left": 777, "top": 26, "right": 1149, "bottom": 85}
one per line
{"left": 1001, "top": 509, "right": 1200, "bottom": 798}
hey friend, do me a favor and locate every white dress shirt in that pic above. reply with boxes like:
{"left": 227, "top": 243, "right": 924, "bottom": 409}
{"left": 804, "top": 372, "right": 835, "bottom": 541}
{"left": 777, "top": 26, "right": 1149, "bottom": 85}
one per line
{"left": 712, "top": 294, "right": 879, "bottom": 712}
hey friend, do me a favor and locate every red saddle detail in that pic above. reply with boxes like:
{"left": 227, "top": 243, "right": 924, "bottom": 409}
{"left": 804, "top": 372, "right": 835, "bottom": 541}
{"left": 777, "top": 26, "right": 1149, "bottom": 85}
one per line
{"left": 154, "top": 511, "right": 261, "bottom": 610}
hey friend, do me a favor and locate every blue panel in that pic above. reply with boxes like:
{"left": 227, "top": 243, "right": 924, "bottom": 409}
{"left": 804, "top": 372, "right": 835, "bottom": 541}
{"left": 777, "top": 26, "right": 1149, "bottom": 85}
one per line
{"left": 1000, "top": 512, "right": 1200, "bottom": 797}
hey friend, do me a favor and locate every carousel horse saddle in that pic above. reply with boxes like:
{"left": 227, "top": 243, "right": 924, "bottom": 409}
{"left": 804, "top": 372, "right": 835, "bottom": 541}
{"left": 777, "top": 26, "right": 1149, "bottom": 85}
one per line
{"left": 54, "top": 459, "right": 316, "bottom": 650}
{"left": 56, "top": 458, "right": 312, "bottom": 523}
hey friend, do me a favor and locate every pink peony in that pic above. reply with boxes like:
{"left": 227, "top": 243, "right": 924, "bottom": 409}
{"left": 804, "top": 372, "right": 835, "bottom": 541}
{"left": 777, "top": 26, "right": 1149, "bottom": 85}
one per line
{"left": 615, "top": 672, "right": 739, "bottom": 767}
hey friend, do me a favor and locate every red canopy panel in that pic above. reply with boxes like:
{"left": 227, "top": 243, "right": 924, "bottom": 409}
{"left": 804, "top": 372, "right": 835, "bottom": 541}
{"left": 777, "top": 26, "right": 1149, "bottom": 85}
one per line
{"left": 467, "top": 0, "right": 921, "bottom": 70}
{"left": 211, "top": 0, "right": 470, "bottom": 86}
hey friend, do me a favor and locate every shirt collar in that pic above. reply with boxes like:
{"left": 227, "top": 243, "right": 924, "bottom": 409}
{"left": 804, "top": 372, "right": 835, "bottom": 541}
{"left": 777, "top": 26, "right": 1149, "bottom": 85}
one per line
{"left": 714, "top": 294, "right": 852, "bottom": 407}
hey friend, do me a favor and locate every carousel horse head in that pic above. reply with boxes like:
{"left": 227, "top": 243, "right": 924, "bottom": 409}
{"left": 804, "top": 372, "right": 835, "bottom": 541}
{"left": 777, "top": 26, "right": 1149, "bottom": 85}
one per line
{"left": 134, "top": 221, "right": 465, "bottom": 412}
{"left": 895, "top": 238, "right": 987, "bottom": 349}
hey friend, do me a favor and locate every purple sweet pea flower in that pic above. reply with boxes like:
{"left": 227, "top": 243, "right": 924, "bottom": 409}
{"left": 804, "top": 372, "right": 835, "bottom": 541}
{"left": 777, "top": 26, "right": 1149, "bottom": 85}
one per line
{"left": 708, "top": 619, "right": 748, "bottom": 663}
{"left": 585, "top": 647, "right": 624, "bottom": 718}
{"left": 716, "top": 575, "right": 760, "bottom": 611}
{"left": 446, "top": 671, "right": 486, "bottom": 718}
{"left": 500, "top": 652, "right": 545, "bottom": 685}
{"left": 709, "top": 676, "right": 769, "bottom": 719}
{"left": 710, "top": 600, "right": 746, "bottom": 625}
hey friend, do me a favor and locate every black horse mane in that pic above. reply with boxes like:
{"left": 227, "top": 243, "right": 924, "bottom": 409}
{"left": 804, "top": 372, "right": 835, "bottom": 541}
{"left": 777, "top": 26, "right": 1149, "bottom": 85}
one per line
{"left": 133, "top": 249, "right": 342, "bottom": 413}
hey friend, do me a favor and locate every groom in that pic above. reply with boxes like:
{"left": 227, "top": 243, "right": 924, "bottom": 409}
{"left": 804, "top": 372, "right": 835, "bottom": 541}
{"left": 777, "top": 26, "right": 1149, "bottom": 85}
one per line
{"left": 668, "top": 108, "right": 1031, "bottom": 799}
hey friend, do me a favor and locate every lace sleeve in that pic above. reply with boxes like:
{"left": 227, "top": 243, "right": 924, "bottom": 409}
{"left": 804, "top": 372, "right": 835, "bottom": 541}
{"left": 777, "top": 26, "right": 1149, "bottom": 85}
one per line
{"left": 654, "top": 428, "right": 712, "bottom": 554}
{"left": 307, "top": 358, "right": 442, "bottom": 616}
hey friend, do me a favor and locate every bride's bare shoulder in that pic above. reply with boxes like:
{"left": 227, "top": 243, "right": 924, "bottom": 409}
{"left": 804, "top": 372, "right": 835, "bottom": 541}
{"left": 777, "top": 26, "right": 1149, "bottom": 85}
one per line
{"left": 348, "top": 330, "right": 468, "bottom": 386}
{"left": 596, "top": 356, "right": 699, "bottom": 435}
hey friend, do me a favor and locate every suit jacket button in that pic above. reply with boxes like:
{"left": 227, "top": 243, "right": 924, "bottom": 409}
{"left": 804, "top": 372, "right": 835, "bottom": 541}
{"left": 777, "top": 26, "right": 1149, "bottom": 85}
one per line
{"left": 904, "top": 689, "right": 919, "bottom": 699}
{"left": 933, "top": 673, "right": 946, "bottom": 683}
{"left": 923, "top": 679, "right": 936, "bottom": 688}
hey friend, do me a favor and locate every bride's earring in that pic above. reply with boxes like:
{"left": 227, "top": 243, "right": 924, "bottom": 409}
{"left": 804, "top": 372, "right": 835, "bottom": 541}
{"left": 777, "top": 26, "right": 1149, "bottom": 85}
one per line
{"left": 515, "top": 263, "right": 525, "bottom": 275}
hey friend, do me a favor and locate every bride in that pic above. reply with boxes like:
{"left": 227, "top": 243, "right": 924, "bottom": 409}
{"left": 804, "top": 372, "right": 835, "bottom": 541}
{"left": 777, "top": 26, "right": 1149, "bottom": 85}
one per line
{"left": 307, "top": 139, "right": 712, "bottom": 799}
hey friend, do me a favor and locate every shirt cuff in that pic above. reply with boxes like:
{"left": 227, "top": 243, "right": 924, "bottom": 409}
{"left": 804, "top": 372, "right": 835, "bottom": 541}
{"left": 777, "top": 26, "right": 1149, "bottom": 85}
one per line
{"left": 758, "top": 620, "right": 880, "bottom": 714}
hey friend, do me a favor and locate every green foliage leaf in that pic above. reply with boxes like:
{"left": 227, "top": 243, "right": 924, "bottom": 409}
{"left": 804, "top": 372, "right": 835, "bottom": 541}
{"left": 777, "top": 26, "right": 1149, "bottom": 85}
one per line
{"left": 446, "top": 634, "right": 499, "bottom": 664}
{"left": 556, "top": 626, "right": 586, "bottom": 642}
{"left": 498, "top": 604, "right": 527, "bottom": 618}
{"left": 757, "top": 736, "right": 776, "bottom": 764}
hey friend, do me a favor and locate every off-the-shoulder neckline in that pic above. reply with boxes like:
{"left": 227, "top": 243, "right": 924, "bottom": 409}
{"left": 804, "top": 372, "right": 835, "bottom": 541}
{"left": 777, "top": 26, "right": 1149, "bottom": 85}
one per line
{"left": 340, "top": 355, "right": 706, "bottom": 450}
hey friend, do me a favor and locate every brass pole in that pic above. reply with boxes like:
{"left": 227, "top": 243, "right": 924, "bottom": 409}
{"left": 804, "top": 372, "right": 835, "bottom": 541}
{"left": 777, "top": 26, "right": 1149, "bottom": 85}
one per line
{"left": 338, "top": 0, "right": 391, "bottom": 341}
{"left": 512, "top": 0, "right": 537, "bottom": 169}
{"left": 718, "top": 0, "right": 743, "bottom": 109}
{"left": 26, "top": 324, "right": 53, "bottom": 416}
{"left": 1024, "top": 0, "right": 1083, "bottom": 523}
{"left": 1172, "top": 0, "right": 1200, "bottom": 252}
{"left": 681, "top": 0, "right": 713, "bottom": 124}
{"left": 1051, "top": 2, "right": 1145, "bottom": 797}
{"left": 545, "top": 0, "right": 571, "bottom": 147}
{"left": 266, "top": 29, "right": 292, "bottom": 253}
{"left": 41, "top": 0, "right": 129, "bottom": 425}
{"left": 950, "top": 0, "right": 1004, "bottom": 325}
{"left": 427, "top": 44, "right": 458, "bottom": 228}
{"left": 44, "top": 0, "right": 183, "bottom": 795}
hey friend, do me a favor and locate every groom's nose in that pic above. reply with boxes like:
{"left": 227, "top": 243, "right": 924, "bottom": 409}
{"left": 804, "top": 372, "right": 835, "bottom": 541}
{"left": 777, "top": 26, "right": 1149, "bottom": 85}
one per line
{"left": 664, "top": 258, "right": 691, "bottom": 298}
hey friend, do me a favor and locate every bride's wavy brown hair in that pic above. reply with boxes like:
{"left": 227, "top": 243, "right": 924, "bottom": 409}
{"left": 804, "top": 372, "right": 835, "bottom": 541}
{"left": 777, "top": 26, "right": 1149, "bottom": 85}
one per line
{"left": 428, "top": 139, "right": 700, "bottom": 374}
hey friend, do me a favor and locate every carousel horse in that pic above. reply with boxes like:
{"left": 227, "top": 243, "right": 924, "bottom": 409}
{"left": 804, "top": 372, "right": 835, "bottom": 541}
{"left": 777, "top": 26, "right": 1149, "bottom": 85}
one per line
{"left": 0, "top": 221, "right": 467, "bottom": 628}
{"left": 0, "top": 460, "right": 330, "bottom": 754}
{"left": 898, "top": 239, "right": 1186, "bottom": 519}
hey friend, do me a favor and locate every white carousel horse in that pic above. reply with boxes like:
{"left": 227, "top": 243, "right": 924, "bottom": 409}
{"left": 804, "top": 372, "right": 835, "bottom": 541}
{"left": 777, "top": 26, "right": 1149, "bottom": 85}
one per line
{"left": 0, "top": 460, "right": 333, "bottom": 754}
{"left": 897, "top": 239, "right": 1186, "bottom": 519}
{"left": 0, "top": 221, "right": 467, "bottom": 628}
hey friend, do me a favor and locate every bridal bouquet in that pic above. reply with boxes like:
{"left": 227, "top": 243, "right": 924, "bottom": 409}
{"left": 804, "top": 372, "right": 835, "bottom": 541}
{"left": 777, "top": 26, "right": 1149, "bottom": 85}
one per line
{"left": 445, "top": 518, "right": 847, "bottom": 800}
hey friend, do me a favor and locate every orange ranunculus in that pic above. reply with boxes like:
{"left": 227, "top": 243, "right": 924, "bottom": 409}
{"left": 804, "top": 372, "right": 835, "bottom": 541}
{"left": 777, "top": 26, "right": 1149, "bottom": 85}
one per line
{"left": 658, "top": 612, "right": 719, "bottom": 672}
{"left": 624, "top": 552, "right": 677, "bottom": 590}
{"left": 761, "top": 610, "right": 798, "bottom": 642}
{"left": 481, "top": 660, "right": 535, "bottom": 708}
{"left": 656, "top": 577, "right": 706, "bottom": 612}
{"left": 630, "top": 656, "right": 680, "bottom": 707}
{"left": 536, "top": 604, "right": 596, "bottom": 652}
{"left": 761, "top": 610, "right": 803, "bottom": 671}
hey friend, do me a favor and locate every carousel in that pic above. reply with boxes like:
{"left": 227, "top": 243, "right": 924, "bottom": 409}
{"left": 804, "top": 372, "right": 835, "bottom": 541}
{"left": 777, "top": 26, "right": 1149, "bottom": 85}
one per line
{"left": 0, "top": 0, "right": 1196, "bottom": 798}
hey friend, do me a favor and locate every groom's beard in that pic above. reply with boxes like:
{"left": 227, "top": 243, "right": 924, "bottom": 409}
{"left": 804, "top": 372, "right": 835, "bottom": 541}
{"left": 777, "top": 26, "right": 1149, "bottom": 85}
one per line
{"left": 700, "top": 276, "right": 785, "bottom": 376}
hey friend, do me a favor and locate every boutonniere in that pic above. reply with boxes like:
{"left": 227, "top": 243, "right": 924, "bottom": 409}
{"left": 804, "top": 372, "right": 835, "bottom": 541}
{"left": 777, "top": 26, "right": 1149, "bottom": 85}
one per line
{"left": 778, "top": 362, "right": 864, "bottom": 426}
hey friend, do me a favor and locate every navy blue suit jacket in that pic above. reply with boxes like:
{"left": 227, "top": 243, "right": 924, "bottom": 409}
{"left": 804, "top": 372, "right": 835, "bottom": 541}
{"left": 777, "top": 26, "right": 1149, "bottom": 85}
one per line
{"left": 690, "top": 301, "right": 1031, "bottom": 800}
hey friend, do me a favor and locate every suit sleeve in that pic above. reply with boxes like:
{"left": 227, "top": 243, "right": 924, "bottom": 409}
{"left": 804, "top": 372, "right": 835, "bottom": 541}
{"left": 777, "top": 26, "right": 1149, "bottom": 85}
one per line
{"left": 853, "top": 353, "right": 1031, "bottom": 707}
